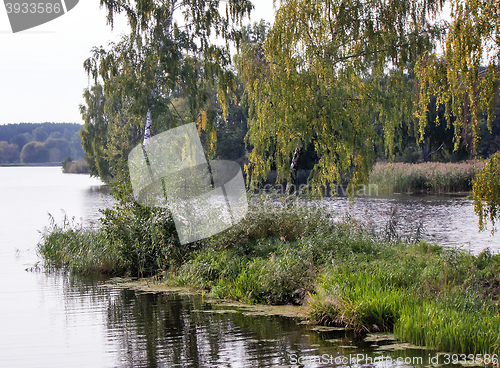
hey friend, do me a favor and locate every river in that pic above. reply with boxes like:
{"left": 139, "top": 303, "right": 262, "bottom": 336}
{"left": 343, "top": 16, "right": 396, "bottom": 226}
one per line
{"left": 0, "top": 166, "right": 497, "bottom": 367}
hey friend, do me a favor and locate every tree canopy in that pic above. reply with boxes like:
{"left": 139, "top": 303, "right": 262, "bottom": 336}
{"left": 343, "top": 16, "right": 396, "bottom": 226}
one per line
{"left": 238, "top": 0, "right": 447, "bottom": 193}
{"left": 0, "top": 123, "right": 83, "bottom": 164}
{"left": 413, "top": 0, "right": 499, "bottom": 230}
{"left": 80, "top": 0, "right": 253, "bottom": 187}
{"left": 78, "top": 0, "right": 500, "bottom": 230}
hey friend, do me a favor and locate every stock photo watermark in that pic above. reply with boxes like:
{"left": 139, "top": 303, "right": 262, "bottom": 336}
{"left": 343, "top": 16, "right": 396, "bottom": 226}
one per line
{"left": 288, "top": 353, "right": 499, "bottom": 366}
{"left": 128, "top": 123, "right": 248, "bottom": 245}
{"left": 3, "top": 0, "right": 79, "bottom": 33}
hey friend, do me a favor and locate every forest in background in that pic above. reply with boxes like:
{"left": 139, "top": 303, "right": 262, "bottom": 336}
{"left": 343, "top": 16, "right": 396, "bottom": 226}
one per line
{"left": 0, "top": 123, "right": 84, "bottom": 164}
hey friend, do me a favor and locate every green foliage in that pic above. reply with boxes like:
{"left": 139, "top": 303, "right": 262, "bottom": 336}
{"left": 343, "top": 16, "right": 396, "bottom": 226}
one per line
{"left": 9, "top": 134, "right": 29, "bottom": 150}
{"left": 0, "top": 141, "right": 20, "bottom": 163}
{"left": 0, "top": 123, "right": 82, "bottom": 143}
{"left": 20, "top": 141, "right": 49, "bottom": 163}
{"left": 238, "top": 0, "right": 447, "bottom": 190}
{"left": 206, "top": 193, "right": 333, "bottom": 253}
{"left": 473, "top": 152, "right": 500, "bottom": 232}
{"left": 396, "top": 300, "right": 500, "bottom": 354}
{"left": 310, "top": 244, "right": 500, "bottom": 354}
{"left": 80, "top": 0, "right": 253, "bottom": 186}
{"left": 169, "top": 193, "right": 385, "bottom": 304}
{"left": 32, "top": 127, "right": 48, "bottom": 142}
{"left": 0, "top": 123, "right": 84, "bottom": 164}
{"left": 98, "top": 203, "right": 189, "bottom": 276}
{"left": 38, "top": 215, "right": 119, "bottom": 274}
{"left": 174, "top": 246, "right": 316, "bottom": 304}
{"left": 415, "top": 0, "right": 499, "bottom": 155}
{"left": 38, "top": 203, "right": 197, "bottom": 276}
{"left": 61, "top": 156, "right": 72, "bottom": 173}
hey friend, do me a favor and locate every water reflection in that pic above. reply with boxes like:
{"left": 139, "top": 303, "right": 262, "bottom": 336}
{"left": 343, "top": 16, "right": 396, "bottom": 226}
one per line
{"left": 81, "top": 185, "right": 114, "bottom": 226}
{"left": 52, "top": 276, "right": 450, "bottom": 368}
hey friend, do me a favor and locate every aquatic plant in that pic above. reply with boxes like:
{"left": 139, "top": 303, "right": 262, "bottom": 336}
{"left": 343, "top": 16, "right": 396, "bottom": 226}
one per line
{"left": 308, "top": 244, "right": 500, "bottom": 354}
{"left": 38, "top": 203, "right": 190, "bottom": 276}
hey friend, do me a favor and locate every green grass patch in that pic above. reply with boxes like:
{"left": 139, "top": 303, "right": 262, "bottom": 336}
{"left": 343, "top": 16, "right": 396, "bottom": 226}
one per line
{"left": 309, "top": 244, "right": 500, "bottom": 354}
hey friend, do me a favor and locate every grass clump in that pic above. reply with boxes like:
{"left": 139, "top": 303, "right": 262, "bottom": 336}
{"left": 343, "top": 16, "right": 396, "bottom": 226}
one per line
{"left": 370, "top": 161, "right": 484, "bottom": 194}
{"left": 308, "top": 243, "right": 500, "bottom": 354}
{"left": 172, "top": 242, "right": 317, "bottom": 304}
{"left": 38, "top": 203, "right": 191, "bottom": 276}
{"left": 168, "top": 195, "right": 334, "bottom": 304}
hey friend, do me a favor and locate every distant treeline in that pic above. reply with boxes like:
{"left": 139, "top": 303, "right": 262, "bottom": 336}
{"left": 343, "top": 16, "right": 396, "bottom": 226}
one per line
{"left": 0, "top": 123, "right": 84, "bottom": 164}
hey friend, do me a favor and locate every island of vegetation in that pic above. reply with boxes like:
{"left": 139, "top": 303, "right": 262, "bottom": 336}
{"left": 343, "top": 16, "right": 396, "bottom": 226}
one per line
{"left": 38, "top": 0, "right": 500, "bottom": 359}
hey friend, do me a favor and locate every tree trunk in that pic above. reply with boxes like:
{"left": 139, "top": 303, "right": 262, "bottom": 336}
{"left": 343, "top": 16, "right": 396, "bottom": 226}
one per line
{"left": 287, "top": 143, "right": 302, "bottom": 195}
{"left": 422, "top": 141, "right": 444, "bottom": 162}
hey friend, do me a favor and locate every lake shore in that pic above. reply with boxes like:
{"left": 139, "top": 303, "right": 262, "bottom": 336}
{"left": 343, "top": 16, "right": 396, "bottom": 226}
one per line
{"left": 0, "top": 162, "right": 61, "bottom": 167}
{"left": 369, "top": 160, "right": 484, "bottom": 195}
{"left": 38, "top": 194, "right": 500, "bottom": 356}
{"left": 107, "top": 277, "right": 311, "bottom": 319}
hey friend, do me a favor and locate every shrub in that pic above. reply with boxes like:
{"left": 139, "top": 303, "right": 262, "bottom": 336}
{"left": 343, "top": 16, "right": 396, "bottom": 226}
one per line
{"left": 38, "top": 202, "right": 190, "bottom": 276}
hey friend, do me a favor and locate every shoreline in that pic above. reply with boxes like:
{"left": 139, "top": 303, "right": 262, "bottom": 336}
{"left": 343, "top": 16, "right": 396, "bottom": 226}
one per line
{"left": 38, "top": 195, "right": 500, "bottom": 356}
{"left": 107, "top": 277, "right": 311, "bottom": 319}
{"left": 0, "top": 162, "right": 61, "bottom": 167}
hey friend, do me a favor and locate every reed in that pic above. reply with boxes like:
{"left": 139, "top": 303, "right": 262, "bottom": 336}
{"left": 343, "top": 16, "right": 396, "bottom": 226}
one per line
{"left": 38, "top": 203, "right": 190, "bottom": 276}
{"left": 396, "top": 300, "right": 500, "bottom": 354}
{"left": 369, "top": 161, "right": 484, "bottom": 194}
{"left": 38, "top": 215, "right": 120, "bottom": 274}
{"left": 64, "top": 160, "right": 89, "bottom": 174}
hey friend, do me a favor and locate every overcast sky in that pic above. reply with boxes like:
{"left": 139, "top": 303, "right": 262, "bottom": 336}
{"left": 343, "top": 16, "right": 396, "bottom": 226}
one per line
{"left": 0, "top": 1, "right": 275, "bottom": 125}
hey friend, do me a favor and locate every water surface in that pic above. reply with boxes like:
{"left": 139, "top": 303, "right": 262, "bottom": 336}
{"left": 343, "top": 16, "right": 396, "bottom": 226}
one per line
{"left": 0, "top": 167, "right": 496, "bottom": 367}
{"left": 324, "top": 195, "right": 499, "bottom": 254}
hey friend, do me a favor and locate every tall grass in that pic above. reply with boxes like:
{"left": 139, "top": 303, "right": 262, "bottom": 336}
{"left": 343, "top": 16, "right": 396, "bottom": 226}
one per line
{"left": 396, "top": 301, "right": 500, "bottom": 354}
{"left": 370, "top": 161, "right": 484, "bottom": 194}
{"left": 309, "top": 243, "right": 500, "bottom": 354}
{"left": 38, "top": 203, "right": 191, "bottom": 276}
{"left": 168, "top": 195, "right": 336, "bottom": 304}
{"left": 38, "top": 215, "right": 118, "bottom": 274}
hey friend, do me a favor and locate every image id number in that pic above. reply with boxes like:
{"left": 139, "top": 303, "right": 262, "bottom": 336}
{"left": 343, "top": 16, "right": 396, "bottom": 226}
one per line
{"left": 442, "top": 354, "right": 498, "bottom": 365}
{"left": 5, "top": 3, "right": 62, "bottom": 14}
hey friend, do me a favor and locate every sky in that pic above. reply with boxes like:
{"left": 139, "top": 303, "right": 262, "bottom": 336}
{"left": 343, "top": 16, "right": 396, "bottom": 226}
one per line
{"left": 0, "top": 1, "right": 276, "bottom": 125}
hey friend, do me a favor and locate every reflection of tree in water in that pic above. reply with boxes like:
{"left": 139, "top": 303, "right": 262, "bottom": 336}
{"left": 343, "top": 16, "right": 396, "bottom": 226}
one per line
{"left": 53, "top": 275, "right": 427, "bottom": 367}
{"left": 104, "top": 290, "right": 321, "bottom": 368}
{"left": 52, "top": 274, "right": 315, "bottom": 367}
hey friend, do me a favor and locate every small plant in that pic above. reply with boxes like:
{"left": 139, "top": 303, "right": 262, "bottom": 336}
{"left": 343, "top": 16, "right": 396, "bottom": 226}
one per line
{"left": 61, "top": 156, "right": 72, "bottom": 173}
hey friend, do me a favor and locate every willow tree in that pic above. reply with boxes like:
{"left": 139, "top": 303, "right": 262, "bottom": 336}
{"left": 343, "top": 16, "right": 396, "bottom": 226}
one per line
{"left": 80, "top": 0, "right": 253, "bottom": 188}
{"left": 414, "top": 0, "right": 499, "bottom": 230}
{"left": 238, "top": 0, "right": 447, "bottom": 193}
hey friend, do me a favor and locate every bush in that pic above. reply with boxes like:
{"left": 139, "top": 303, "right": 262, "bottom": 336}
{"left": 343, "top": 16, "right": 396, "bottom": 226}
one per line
{"left": 38, "top": 202, "right": 192, "bottom": 276}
